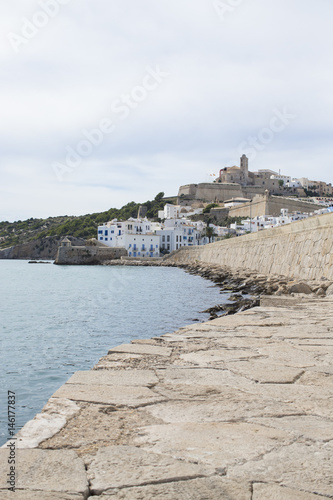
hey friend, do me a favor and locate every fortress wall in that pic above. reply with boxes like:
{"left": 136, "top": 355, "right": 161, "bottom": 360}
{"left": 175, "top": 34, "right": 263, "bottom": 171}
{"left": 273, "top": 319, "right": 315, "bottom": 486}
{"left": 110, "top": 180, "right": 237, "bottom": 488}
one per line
{"left": 228, "top": 196, "right": 319, "bottom": 218}
{"left": 55, "top": 246, "right": 127, "bottom": 265}
{"left": 178, "top": 183, "right": 244, "bottom": 202}
{"left": 167, "top": 213, "right": 333, "bottom": 280}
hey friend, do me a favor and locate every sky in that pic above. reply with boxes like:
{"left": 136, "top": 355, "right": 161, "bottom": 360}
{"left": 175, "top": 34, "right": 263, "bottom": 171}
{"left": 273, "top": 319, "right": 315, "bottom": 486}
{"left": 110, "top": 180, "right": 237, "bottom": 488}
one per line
{"left": 1, "top": 0, "right": 333, "bottom": 222}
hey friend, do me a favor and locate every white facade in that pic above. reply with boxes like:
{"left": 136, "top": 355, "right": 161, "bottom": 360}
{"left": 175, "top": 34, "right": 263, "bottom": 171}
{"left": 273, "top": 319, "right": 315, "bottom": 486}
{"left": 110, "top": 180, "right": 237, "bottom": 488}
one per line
{"left": 158, "top": 204, "right": 181, "bottom": 220}
{"left": 97, "top": 218, "right": 160, "bottom": 257}
{"left": 270, "top": 174, "right": 291, "bottom": 183}
{"left": 98, "top": 215, "right": 214, "bottom": 257}
{"left": 230, "top": 209, "right": 311, "bottom": 235}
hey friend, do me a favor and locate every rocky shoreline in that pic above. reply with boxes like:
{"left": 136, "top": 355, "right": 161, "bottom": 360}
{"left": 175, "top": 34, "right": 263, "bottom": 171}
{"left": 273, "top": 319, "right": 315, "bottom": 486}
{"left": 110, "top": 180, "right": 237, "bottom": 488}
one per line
{"left": 103, "top": 258, "right": 333, "bottom": 319}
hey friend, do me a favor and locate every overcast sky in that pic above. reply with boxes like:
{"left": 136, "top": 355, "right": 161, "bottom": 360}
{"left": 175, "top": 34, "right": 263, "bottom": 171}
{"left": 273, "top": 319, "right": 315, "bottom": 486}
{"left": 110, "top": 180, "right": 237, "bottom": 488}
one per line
{"left": 1, "top": 0, "right": 332, "bottom": 221}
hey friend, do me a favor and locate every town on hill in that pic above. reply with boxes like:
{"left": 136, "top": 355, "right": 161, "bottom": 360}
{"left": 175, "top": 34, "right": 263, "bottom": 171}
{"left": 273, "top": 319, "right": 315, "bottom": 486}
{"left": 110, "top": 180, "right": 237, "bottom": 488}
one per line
{"left": 1, "top": 156, "right": 332, "bottom": 261}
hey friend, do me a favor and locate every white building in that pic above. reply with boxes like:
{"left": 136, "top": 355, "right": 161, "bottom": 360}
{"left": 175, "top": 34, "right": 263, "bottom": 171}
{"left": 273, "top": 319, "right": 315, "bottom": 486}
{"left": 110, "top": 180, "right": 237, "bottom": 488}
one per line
{"left": 230, "top": 209, "right": 310, "bottom": 235}
{"left": 158, "top": 203, "right": 181, "bottom": 220}
{"left": 157, "top": 218, "right": 211, "bottom": 252}
{"left": 97, "top": 218, "right": 160, "bottom": 257}
{"left": 270, "top": 174, "right": 291, "bottom": 184}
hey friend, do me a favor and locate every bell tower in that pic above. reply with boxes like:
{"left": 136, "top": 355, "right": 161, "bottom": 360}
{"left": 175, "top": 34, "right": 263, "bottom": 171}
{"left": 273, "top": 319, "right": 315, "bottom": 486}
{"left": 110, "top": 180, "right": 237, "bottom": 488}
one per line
{"left": 240, "top": 154, "right": 249, "bottom": 185}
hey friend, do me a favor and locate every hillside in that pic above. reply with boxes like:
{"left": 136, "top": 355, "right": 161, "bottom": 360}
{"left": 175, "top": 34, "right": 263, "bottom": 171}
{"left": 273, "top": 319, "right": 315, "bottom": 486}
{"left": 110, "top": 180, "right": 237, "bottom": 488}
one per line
{"left": 0, "top": 193, "right": 168, "bottom": 259}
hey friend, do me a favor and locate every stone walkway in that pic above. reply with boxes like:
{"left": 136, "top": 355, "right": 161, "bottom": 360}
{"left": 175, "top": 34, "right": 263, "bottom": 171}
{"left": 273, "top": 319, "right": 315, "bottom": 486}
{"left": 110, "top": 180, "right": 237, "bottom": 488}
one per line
{"left": 1, "top": 296, "right": 333, "bottom": 499}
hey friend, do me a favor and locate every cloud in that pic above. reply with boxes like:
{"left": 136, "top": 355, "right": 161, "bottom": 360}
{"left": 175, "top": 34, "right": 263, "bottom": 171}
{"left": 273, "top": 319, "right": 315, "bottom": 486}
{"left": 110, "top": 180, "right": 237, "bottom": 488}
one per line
{"left": 1, "top": 0, "right": 333, "bottom": 221}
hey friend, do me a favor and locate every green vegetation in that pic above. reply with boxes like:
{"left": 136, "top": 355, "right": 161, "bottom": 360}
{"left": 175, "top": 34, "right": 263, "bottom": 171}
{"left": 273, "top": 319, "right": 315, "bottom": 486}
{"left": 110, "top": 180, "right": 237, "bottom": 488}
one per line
{"left": 205, "top": 226, "right": 217, "bottom": 243}
{"left": 0, "top": 192, "right": 171, "bottom": 250}
{"left": 203, "top": 203, "right": 219, "bottom": 214}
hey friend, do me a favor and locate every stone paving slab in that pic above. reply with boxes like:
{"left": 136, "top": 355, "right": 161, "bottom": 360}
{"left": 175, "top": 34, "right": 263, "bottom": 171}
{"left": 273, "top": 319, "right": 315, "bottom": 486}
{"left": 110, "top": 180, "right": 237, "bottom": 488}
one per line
{"left": 92, "top": 477, "right": 252, "bottom": 499}
{"left": 87, "top": 445, "right": 212, "bottom": 494}
{"left": 229, "top": 442, "right": 333, "bottom": 497}
{"left": 52, "top": 384, "right": 164, "bottom": 407}
{"left": 108, "top": 343, "right": 172, "bottom": 357}
{"left": 135, "top": 422, "right": 291, "bottom": 467}
{"left": 252, "top": 483, "right": 329, "bottom": 499}
{"left": 39, "top": 404, "right": 163, "bottom": 455}
{"left": 66, "top": 370, "right": 158, "bottom": 387}
{"left": 0, "top": 493, "right": 84, "bottom": 500}
{"left": 226, "top": 360, "right": 304, "bottom": 384}
{"left": 11, "top": 294, "right": 333, "bottom": 497}
{"left": 8, "top": 398, "right": 81, "bottom": 449}
{"left": 0, "top": 449, "right": 88, "bottom": 497}
{"left": 180, "top": 348, "right": 262, "bottom": 365}
{"left": 155, "top": 367, "right": 256, "bottom": 390}
{"left": 142, "top": 390, "right": 303, "bottom": 423}
{"left": 249, "top": 415, "right": 333, "bottom": 441}
{"left": 245, "top": 384, "right": 333, "bottom": 418}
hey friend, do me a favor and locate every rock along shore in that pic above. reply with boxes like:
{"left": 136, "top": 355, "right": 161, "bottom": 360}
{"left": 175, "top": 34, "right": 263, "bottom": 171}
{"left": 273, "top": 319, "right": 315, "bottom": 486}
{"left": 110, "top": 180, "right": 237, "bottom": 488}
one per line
{"left": 1, "top": 265, "right": 333, "bottom": 499}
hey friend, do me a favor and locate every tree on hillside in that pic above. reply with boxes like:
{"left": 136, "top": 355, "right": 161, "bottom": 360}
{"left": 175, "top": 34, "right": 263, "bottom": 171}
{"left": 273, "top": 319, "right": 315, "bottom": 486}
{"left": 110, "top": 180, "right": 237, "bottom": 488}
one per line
{"left": 203, "top": 203, "right": 219, "bottom": 214}
{"left": 205, "top": 225, "right": 217, "bottom": 243}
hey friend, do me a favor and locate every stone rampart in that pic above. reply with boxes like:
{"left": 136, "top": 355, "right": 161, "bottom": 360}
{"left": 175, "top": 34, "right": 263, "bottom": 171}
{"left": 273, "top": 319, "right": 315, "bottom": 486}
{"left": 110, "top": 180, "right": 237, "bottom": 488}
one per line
{"left": 55, "top": 245, "right": 127, "bottom": 265}
{"left": 166, "top": 212, "right": 333, "bottom": 280}
{"left": 229, "top": 195, "right": 320, "bottom": 218}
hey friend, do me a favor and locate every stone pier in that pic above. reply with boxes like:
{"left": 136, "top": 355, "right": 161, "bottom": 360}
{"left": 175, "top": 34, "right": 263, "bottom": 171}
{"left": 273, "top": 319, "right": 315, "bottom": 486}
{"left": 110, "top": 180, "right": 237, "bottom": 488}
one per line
{"left": 1, "top": 295, "right": 333, "bottom": 499}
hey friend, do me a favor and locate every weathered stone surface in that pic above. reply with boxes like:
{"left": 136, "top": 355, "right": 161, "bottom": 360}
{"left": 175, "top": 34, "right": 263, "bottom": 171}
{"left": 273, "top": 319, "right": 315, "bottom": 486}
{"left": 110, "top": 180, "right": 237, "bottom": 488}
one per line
{"left": 229, "top": 442, "right": 333, "bottom": 497}
{"left": 135, "top": 422, "right": 291, "bottom": 467}
{"left": 108, "top": 344, "right": 172, "bottom": 357}
{"left": 6, "top": 398, "right": 81, "bottom": 449}
{"left": 156, "top": 367, "right": 256, "bottom": 390}
{"left": 142, "top": 392, "right": 302, "bottom": 423}
{"left": 245, "top": 384, "right": 333, "bottom": 418}
{"left": 40, "top": 404, "right": 163, "bottom": 456}
{"left": 0, "top": 449, "right": 88, "bottom": 496}
{"left": 252, "top": 483, "right": 324, "bottom": 499}
{"left": 226, "top": 360, "right": 304, "bottom": 384}
{"left": 250, "top": 415, "right": 333, "bottom": 441}
{"left": 52, "top": 384, "right": 164, "bottom": 407}
{"left": 11, "top": 291, "right": 333, "bottom": 497}
{"left": 87, "top": 446, "right": 212, "bottom": 494}
{"left": 180, "top": 348, "right": 261, "bottom": 365}
{"left": 95, "top": 477, "right": 252, "bottom": 499}
{"left": 287, "top": 282, "right": 313, "bottom": 294}
{"left": 0, "top": 493, "right": 83, "bottom": 500}
{"left": 66, "top": 370, "right": 158, "bottom": 387}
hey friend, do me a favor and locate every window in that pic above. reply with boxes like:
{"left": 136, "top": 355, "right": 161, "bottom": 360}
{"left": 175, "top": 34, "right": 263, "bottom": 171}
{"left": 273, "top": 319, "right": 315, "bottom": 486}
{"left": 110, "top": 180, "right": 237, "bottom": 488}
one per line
{"left": 162, "top": 236, "right": 165, "bottom": 242}
{"left": 98, "top": 230, "right": 103, "bottom": 234}
{"left": 105, "top": 230, "right": 108, "bottom": 236}
{"left": 167, "top": 235, "right": 170, "bottom": 242}
{"left": 180, "top": 236, "right": 182, "bottom": 242}
{"left": 167, "top": 244, "right": 170, "bottom": 250}
{"left": 176, "top": 236, "right": 178, "bottom": 242}
{"left": 176, "top": 244, "right": 178, "bottom": 250}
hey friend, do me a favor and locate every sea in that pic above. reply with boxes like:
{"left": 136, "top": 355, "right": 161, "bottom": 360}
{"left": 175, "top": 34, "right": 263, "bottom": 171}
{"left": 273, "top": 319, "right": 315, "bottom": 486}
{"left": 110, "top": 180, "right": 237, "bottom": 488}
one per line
{"left": 0, "top": 260, "right": 229, "bottom": 446}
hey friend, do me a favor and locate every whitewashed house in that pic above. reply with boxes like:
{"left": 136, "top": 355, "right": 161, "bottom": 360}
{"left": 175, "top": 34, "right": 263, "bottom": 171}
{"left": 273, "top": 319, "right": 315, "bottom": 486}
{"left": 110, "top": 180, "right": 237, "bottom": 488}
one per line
{"left": 97, "top": 218, "right": 160, "bottom": 257}
{"left": 158, "top": 203, "right": 181, "bottom": 220}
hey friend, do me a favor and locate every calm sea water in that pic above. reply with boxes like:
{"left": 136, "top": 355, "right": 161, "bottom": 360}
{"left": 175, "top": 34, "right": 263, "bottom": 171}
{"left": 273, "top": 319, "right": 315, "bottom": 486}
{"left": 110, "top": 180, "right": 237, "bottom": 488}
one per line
{"left": 0, "top": 260, "right": 227, "bottom": 446}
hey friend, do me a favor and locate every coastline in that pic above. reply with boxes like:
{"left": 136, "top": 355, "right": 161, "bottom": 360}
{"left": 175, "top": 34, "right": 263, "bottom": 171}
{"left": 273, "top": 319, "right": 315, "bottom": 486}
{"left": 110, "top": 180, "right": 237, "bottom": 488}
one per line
{"left": 1, "top": 264, "right": 333, "bottom": 498}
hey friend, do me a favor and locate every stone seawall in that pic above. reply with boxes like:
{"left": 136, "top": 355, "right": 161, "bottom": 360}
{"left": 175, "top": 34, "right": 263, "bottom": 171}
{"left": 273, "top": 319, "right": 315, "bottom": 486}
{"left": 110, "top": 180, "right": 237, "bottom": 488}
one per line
{"left": 166, "top": 212, "right": 333, "bottom": 280}
{"left": 55, "top": 245, "right": 127, "bottom": 265}
{"left": 2, "top": 294, "right": 333, "bottom": 498}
